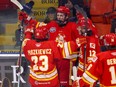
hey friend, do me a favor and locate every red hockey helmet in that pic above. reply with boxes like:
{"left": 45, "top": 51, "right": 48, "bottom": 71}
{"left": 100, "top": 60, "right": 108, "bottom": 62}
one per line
{"left": 78, "top": 18, "right": 98, "bottom": 36}
{"left": 57, "top": 6, "right": 70, "bottom": 16}
{"left": 104, "top": 33, "right": 116, "bottom": 46}
{"left": 34, "top": 26, "right": 48, "bottom": 40}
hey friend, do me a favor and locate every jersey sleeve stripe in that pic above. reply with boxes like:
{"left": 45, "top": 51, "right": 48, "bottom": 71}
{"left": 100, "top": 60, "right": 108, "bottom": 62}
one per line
{"left": 82, "top": 72, "right": 96, "bottom": 84}
{"left": 85, "top": 71, "right": 98, "bottom": 80}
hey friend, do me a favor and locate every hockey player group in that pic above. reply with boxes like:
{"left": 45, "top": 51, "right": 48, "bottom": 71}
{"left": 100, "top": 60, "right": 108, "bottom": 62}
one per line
{"left": 18, "top": 5, "right": 116, "bottom": 87}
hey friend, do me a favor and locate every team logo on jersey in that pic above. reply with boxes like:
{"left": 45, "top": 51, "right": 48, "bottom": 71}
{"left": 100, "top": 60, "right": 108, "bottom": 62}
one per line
{"left": 49, "top": 27, "right": 56, "bottom": 33}
{"left": 90, "top": 43, "right": 95, "bottom": 49}
{"left": 36, "top": 43, "right": 41, "bottom": 47}
{"left": 56, "top": 33, "right": 66, "bottom": 43}
{"left": 88, "top": 56, "right": 98, "bottom": 63}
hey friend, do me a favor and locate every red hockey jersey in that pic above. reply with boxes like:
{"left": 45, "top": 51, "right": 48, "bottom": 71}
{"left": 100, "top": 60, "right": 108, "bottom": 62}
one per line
{"left": 77, "top": 35, "right": 101, "bottom": 76}
{"left": 80, "top": 50, "right": 116, "bottom": 87}
{"left": 23, "top": 39, "right": 62, "bottom": 87}
{"left": 46, "top": 21, "right": 80, "bottom": 41}
{"left": 22, "top": 35, "right": 78, "bottom": 87}
{"left": 46, "top": 20, "right": 80, "bottom": 86}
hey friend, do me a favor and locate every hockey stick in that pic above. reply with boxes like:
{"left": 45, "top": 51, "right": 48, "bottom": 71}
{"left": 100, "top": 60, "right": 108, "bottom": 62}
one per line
{"left": 83, "top": 9, "right": 88, "bottom": 72}
{"left": 10, "top": 0, "right": 24, "bottom": 87}
{"left": 16, "top": 20, "right": 24, "bottom": 87}
{"left": 74, "top": 5, "right": 88, "bottom": 72}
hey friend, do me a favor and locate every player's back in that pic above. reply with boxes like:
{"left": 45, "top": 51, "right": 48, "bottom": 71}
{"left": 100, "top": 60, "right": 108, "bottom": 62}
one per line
{"left": 23, "top": 40, "right": 62, "bottom": 72}
{"left": 23, "top": 40, "right": 62, "bottom": 87}
{"left": 79, "top": 50, "right": 116, "bottom": 87}
{"left": 97, "top": 50, "right": 116, "bottom": 86}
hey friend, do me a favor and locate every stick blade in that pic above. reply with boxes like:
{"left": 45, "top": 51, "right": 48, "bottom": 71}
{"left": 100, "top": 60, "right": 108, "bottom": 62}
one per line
{"left": 10, "top": 0, "right": 23, "bottom": 10}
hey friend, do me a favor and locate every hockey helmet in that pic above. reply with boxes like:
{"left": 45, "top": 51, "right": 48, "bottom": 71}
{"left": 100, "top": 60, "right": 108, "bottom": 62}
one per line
{"left": 104, "top": 33, "right": 116, "bottom": 46}
{"left": 57, "top": 6, "right": 70, "bottom": 16}
{"left": 34, "top": 26, "right": 48, "bottom": 40}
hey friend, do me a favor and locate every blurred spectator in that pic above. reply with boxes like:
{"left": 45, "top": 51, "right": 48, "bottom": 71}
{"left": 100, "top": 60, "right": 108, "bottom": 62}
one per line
{"left": 65, "top": 0, "right": 78, "bottom": 22}
{"left": 44, "top": 7, "right": 57, "bottom": 23}
{"left": 14, "top": 24, "right": 22, "bottom": 48}
{"left": 58, "top": 0, "right": 91, "bottom": 19}
{"left": 110, "top": 18, "right": 116, "bottom": 33}
{"left": 58, "top": 0, "right": 67, "bottom": 6}
{"left": 58, "top": 0, "right": 84, "bottom": 8}
{"left": 1, "top": 77, "right": 11, "bottom": 87}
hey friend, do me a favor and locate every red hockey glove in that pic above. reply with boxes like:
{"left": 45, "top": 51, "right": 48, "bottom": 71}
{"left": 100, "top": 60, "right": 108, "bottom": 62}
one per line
{"left": 18, "top": 11, "right": 28, "bottom": 21}
{"left": 18, "top": 11, "right": 32, "bottom": 24}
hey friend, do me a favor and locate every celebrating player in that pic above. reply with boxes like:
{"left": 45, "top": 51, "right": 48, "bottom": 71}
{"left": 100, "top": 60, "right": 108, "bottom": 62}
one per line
{"left": 76, "top": 22, "right": 101, "bottom": 77}
{"left": 22, "top": 22, "right": 82, "bottom": 87}
{"left": 72, "top": 33, "right": 116, "bottom": 87}
{"left": 18, "top": 6, "right": 80, "bottom": 87}
{"left": 46, "top": 6, "right": 80, "bottom": 87}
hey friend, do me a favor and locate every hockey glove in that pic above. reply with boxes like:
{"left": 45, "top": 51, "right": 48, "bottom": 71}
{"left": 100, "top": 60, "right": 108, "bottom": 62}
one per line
{"left": 18, "top": 11, "right": 32, "bottom": 24}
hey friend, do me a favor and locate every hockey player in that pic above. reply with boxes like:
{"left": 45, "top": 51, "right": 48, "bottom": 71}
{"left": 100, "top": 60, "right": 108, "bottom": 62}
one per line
{"left": 46, "top": 6, "right": 80, "bottom": 87}
{"left": 22, "top": 23, "right": 82, "bottom": 87}
{"left": 18, "top": 6, "right": 80, "bottom": 86}
{"left": 72, "top": 6, "right": 100, "bottom": 78}
{"left": 72, "top": 33, "right": 116, "bottom": 87}
{"left": 75, "top": 5, "right": 98, "bottom": 37}
{"left": 22, "top": 25, "right": 61, "bottom": 87}
{"left": 76, "top": 22, "right": 101, "bottom": 77}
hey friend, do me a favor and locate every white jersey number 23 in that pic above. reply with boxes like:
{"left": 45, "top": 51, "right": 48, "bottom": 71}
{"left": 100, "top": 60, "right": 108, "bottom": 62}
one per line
{"left": 31, "top": 55, "right": 48, "bottom": 71}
